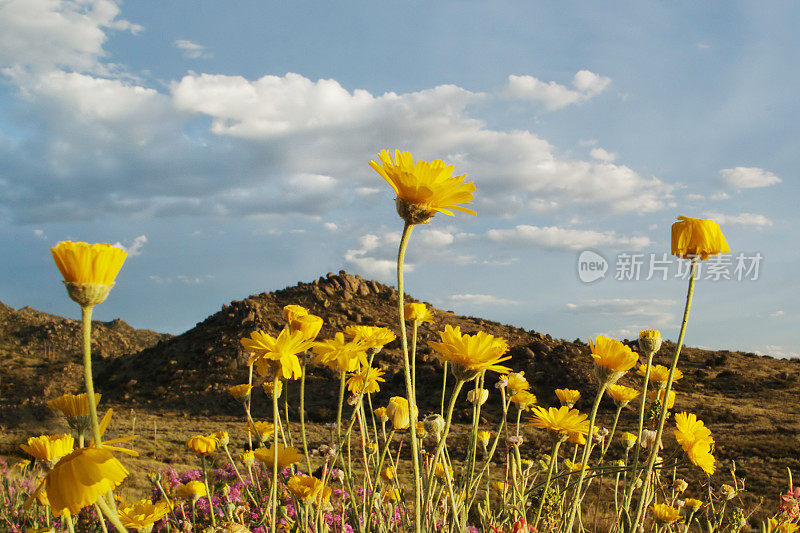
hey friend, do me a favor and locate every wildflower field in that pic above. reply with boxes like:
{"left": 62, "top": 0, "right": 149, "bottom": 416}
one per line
{"left": 1, "top": 150, "right": 797, "bottom": 533}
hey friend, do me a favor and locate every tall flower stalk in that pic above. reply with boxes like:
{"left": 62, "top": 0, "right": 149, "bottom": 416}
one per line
{"left": 372, "top": 148, "right": 477, "bottom": 532}
{"left": 395, "top": 221, "right": 423, "bottom": 530}
{"left": 632, "top": 259, "right": 698, "bottom": 528}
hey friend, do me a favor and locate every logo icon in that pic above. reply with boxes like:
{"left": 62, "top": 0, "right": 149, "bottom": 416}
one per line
{"left": 577, "top": 250, "right": 608, "bottom": 283}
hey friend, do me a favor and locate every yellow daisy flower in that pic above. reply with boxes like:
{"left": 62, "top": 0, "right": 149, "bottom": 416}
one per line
{"left": 606, "top": 384, "right": 640, "bottom": 408}
{"left": 50, "top": 241, "right": 127, "bottom": 286}
{"left": 45, "top": 447, "right": 129, "bottom": 516}
{"left": 20, "top": 434, "right": 74, "bottom": 463}
{"left": 510, "top": 390, "right": 538, "bottom": 410}
{"left": 176, "top": 480, "right": 206, "bottom": 501}
{"left": 649, "top": 388, "right": 676, "bottom": 410}
{"left": 370, "top": 149, "right": 476, "bottom": 224}
{"left": 528, "top": 406, "right": 590, "bottom": 441}
{"left": 254, "top": 443, "right": 302, "bottom": 471}
{"left": 638, "top": 364, "right": 683, "bottom": 385}
{"left": 346, "top": 366, "right": 385, "bottom": 395}
{"left": 117, "top": 499, "right": 171, "bottom": 530}
{"left": 241, "top": 328, "right": 314, "bottom": 379}
{"left": 287, "top": 475, "right": 330, "bottom": 504}
{"left": 671, "top": 216, "right": 730, "bottom": 260}
{"left": 186, "top": 435, "right": 218, "bottom": 455}
{"left": 247, "top": 421, "right": 275, "bottom": 441}
{"left": 674, "top": 412, "right": 715, "bottom": 475}
{"left": 501, "top": 371, "right": 531, "bottom": 394}
{"left": 228, "top": 384, "right": 253, "bottom": 401}
{"left": 289, "top": 314, "right": 324, "bottom": 341}
{"left": 386, "top": 396, "right": 416, "bottom": 430}
{"left": 589, "top": 336, "right": 638, "bottom": 383}
{"left": 429, "top": 326, "right": 511, "bottom": 380}
{"left": 404, "top": 302, "right": 434, "bottom": 323}
{"left": 262, "top": 380, "right": 283, "bottom": 399}
{"left": 343, "top": 325, "right": 397, "bottom": 351}
{"left": 651, "top": 503, "right": 682, "bottom": 524}
{"left": 555, "top": 388, "right": 580, "bottom": 408}
{"left": 313, "top": 332, "right": 370, "bottom": 373}
{"left": 282, "top": 304, "right": 309, "bottom": 323}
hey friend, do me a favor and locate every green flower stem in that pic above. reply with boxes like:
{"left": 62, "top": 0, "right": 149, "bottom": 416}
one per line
{"left": 245, "top": 410, "right": 265, "bottom": 448}
{"left": 94, "top": 503, "right": 109, "bottom": 533}
{"left": 601, "top": 404, "right": 623, "bottom": 459}
{"left": 270, "top": 385, "right": 280, "bottom": 533}
{"left": 201, "top": 455, "right": 217, "bottom": 528}
{"left": 564, "top": 381, "right": 608, "bottom": 532}
{"left": 80, "top": 305, "right": 103, "bottom": 447}
{"left": 223, "top": 444, "right": 258, "bottom": 507}
{"left": 682, "top": 510, "right": 696, "bottom": 533}
{"left": 632, "top": 258, "right": 698, "bottom": 530}
{"left": 461, "top": 373, "right": 484, "bottom": 500}
{"left": 396, "top": 221, "right": 423, "bottom": 532}
{"left": 421, "top": 378, "right": 465, "bottom": 528}
{"left": 336, "top": 371, "right": 347, "bottom": 443}
{"left": 411, "top": 320, "right": 418, "bottom": 398}
{"left": 299, "top": 353, "right": 312, "bottom": 475}
{"left": 467, "top": 396, "right": 511, "bottom": 500}
{"left": 94, "top": 493, "right": 127, "bottom": 533}
{"left": 532, "top": 438, "right": 562, "bottom": 529}
{"left": 283, "top": 382, "right": 293, "bottom": 446}
{"left": 190, "top": 499, "right": 197, "bottom": 532}
{"left": 624, "top": 345, "right": 657, "bottom": 511}
{"left": 440, "top": 362, "right": 448, "bottom": 416}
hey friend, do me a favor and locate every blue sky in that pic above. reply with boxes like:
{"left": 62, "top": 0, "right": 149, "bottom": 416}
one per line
{"left": 0, "top": 0, "right": 796, "bottom": 357}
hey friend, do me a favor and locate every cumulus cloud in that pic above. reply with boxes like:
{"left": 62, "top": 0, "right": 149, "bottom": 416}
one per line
{"left": 0, "top": 6, "right": 667, "bottom": 224}
{"left": 770, "top": 310, "right": 785, "bottom": 318}
{"left": 719, "top": 167, "right": 781, "bottom": 189}
{"left": 0, "top": 0, "right": 141, "bottom": 73}
{"left": 486, "top": 225, "right": 651, "bottom": 251}
{"left": 704, "top": 212, "right": 773, "bottom": 227}
{"left": 444, "top": 294, "right": 519, "bottom": 306}
{"left": 113, "top": 234, "right": 147, "bottom": 256}
{"left": 344, "top": 233, "right": 403, "bottom": 280}
{"left": 590, "top": 147, "right": 616, "bottom": 162}
{"left": 566, "top": 298, "right": 677, "bottom": 335}
{"left": 174, "top": 39, "right": 209, "bottom": 59}
{"left": 504, "top": 70, "right": 611, "bottom": 110}
{"left": 755, "top": 345, "right": 799, "bottom": 359}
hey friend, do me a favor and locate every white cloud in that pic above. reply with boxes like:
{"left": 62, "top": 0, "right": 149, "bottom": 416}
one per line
{"left": 323, "top": 222, "right": 338, "bottom": 232}
{"left": 590, "top": 147, "right": 616, "bottom": 162}
{"left": 174, "top": 39, "right": 209, "bottom": 59}
{"left": 755, "top": 345, "right": 799, "bottom": 359}
{"left": 344, "top": 233, "right": 404, "bottom": 280}
{"left": 566, "top": 298, "right": 677, "bottom": 333}
{"left": 33, "top": 229, "right": 46, "bottom": 239}
{"left": 355, "top": 187, "right": 380, "bottom": 196}
{"left": 150, "top": 273, "right": 213, "bottom": 284}
{"left": 0, "top": 0, "right": 141, "bottom": 73}
{"left": 710, "top": 192, "right": 731, "bottom": 200}
{"left": 770, "top": 310, "right": 785, "bottom": 318}
{"left": 113, "top": 234, "right": 147, "bottom": 256}
{"left": 171, "top": 72, "right": 669, "bottom": 217}
{"left": 444, "top": 294, "right": 519, "bottom": 306}
{"left": 704, "top": 212, "right": 773, "bottom": 227}
{"left": 486, "top": 225, "right": 651, "bottom": 251}
{"left": 504, "top": 70, "right": 611, "bottom": 110}
{"left": 719, "top": 167, "right": 781, "bottom": 189}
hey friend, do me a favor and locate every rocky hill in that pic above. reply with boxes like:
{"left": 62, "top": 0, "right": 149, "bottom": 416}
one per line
{"left": 0, "top": 300, "right": 169, "bottom": 418}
